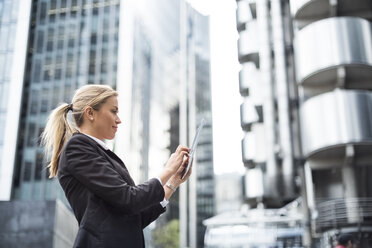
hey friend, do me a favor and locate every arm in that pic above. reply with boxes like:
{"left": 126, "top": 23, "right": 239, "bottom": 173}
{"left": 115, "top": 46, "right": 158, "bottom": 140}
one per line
{"left": 140, "top": 203, "right": 166, "bottom": 228}
{"left": 140, "top": 146, "right": 192, "bottom": 227}
{"left": 65, "top": 136, "right": 164, "bottom": 215}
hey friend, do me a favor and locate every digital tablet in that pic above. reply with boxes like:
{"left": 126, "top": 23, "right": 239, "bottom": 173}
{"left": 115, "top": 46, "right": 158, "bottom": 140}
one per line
{"left": 182, "top": 118, "right": 205, "bottom": 179}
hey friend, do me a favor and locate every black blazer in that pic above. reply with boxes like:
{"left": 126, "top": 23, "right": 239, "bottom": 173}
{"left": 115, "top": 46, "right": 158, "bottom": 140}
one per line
{"left": 58, "top": 133, "right": 166, "bottom": 248}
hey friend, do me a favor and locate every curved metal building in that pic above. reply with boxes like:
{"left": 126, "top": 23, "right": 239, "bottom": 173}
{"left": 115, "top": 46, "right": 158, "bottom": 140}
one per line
{"left": 237, "top": 0, "right": 372, "bottom": 246}
{"left": 291, "top": 0, "right": 372, "bottom": 246}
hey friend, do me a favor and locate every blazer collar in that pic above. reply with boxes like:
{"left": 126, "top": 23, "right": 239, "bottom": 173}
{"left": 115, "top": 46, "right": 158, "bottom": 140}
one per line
{"left": 80, "top": 132, "right": 109, "bottom": 150}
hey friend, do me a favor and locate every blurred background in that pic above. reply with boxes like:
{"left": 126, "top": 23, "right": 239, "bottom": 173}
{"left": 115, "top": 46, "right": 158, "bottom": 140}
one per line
{"left": 0, "top": 0, "right": 372, "bottom": 247}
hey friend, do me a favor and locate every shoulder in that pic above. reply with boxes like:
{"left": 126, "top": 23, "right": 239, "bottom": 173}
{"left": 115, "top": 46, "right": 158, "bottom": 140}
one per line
{"left": 63, "top": 133, "right": 99, "bottom": 154}
{"left": 67, "top": 133, "right": 96, "bottom": 146}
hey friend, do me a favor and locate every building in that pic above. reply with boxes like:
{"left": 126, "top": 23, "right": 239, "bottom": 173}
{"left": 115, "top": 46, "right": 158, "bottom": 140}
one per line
{"left": 233, "top": 0, "right": 372, "bottom": 247}
{"left": 237, "top": 0, "right": 299, "bottom": 210}
{"left": 0, "top": 0, "right": 31, "bottom": 201}
{"left": 291, "top": 0, "right": 372, "bottom": 247}
{"left": 179, "top": 3, "right": 215, "bottom": 247}
{"left": 214, "top": 173, "right": 244, "bottom": 215}
{"left": 0, "top": 0, "right": 213, "bottom": 247}
{"left": 12, "top": 0, "right": 121, "bottom": 201}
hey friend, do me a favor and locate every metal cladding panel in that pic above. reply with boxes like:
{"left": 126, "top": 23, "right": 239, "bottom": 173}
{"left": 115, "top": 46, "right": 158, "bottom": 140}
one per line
{"left": 291, "top": 0, "right": 372, "bottom": 22}
{"left": 294, "top": 17, "right": 372, "bottom": 87}
{"left": 238, "top": 20, "right": 259, "bottom": 62}
{"left": 290, "top": 0, "right": 329, "bottom": 20}
{"left": 242, "top": 124, "right": 266, "bottom": 165}
{"left": 300, "top": 90, "right": 372, "bottom": 157}
{"left": 242, "top": 132, "right": 255, "bottom": 165}
{"left": 240, "top": 98, "right": 259, "bottom": 130}
{"left": 245, "top": 168, "right": 264, "bottom": 198}
{"left": 236, "top": 0, "right": 252, "bottom": 29}
{"left": 239, "top": 62, "right": 260, "bottom": 97}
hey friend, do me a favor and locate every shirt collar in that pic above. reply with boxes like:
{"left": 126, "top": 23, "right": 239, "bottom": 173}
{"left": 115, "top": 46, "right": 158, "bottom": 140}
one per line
{"left": 81, "top": 133, "right": 109, "bottom": 150}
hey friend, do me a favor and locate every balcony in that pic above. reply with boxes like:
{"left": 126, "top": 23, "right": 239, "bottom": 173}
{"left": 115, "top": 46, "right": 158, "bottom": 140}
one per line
{"left": 245, "top": 168, "right": 264, "bottom": 199}
{"left": 294, "top": 17, "right": 372, "bottom": 94}
{"left": 239, "top": 62, "right": 260, "bottom": 97}
{"left": 236, "top": 0, "right": 257, "bottom": 30}
{"left": 238, "top": 20, "right": 259, "bottom": 64}
{"left": 241, "top": 124, "right": 266, "bottom": 166}
{"left": 315, "top": 198, "right": 372, "bottom": 232}
{"left": 300, "top": 90, "right": 372, "bottom": 159}
{"left": 240, "top": 98, "right": 259, "bottom": 131}
{"left": 242, "top": 132, "right": 255, "bottom": 166}
{"left": 291, "top": 0, "right": 372, "bottom": 28}
{"left": 236, "top": 0, "right": 256, "bottom": 31}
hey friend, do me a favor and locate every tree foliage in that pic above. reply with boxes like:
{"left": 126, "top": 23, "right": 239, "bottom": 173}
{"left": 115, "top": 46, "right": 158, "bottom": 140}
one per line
{"left": 153, "top": 219, "right": 180, "bottom": 248}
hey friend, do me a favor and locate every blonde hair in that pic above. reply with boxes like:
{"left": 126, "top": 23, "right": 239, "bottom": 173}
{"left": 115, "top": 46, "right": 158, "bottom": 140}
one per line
{"left": 41, "top": 84, "right": 118, "bottom": 178}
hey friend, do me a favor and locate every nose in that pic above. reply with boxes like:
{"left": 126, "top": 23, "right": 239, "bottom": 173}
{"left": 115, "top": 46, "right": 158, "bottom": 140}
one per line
{"left": 116, "top": 116, "right": 122, "bottom": 124}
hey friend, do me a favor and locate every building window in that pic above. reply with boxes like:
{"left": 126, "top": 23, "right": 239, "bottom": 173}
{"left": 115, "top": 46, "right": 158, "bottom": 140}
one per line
{"left": 36, "top": 31, "right": 44, "bottom": 53}
{"left": 57, "top": 26, "right": 65, "bottom": 50}
{"left": 23, "top": 162, "right": 32, "bottom": 182}
{"left": 40, "top": 99, "right": 48, "bottom": 113}
{"left": 39, "top": 2, "right": 47, "bottom": 24}
{"left": 46, "top": 28, "right": 54, "bottom": 52}
{"left": 35, "top": 152, "right": 44, "bottom": 180}
{"left": 27, "top": 122, "right": 36, "bottom": 147}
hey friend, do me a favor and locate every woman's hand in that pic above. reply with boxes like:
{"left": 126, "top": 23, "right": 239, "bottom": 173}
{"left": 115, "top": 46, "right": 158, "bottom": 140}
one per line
{"left": 168, "top": 155, "right": 193, "bottom": 187}
{"left": 158, "top": 145, "right": 189, "bottom": 186}
{"left": 164, "top": 145, "right": 189, "bottom": 174}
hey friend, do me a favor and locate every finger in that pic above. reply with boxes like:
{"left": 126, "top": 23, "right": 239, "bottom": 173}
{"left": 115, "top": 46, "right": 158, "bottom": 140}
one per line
{"left": 180, "top": 151, "right": 189, "bottom": 158}
{"left": 176, "top": 145, "right": 190, "bottom": 153}
{"left": 180, "top": 159, "right": 189, "bottom": 169}
{"left": 184, "top": 166, "right": 192, "bottom": 180}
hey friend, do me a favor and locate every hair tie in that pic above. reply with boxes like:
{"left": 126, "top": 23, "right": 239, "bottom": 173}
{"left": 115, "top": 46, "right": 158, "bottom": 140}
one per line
{"left": 67, "top": 104, "right": 73, "bottom": 112}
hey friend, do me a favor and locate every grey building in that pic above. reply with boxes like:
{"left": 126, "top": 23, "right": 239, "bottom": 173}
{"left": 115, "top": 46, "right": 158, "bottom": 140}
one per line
{"left": 214, "top": 173, "right": 244, "bottom": 215}
{"left": 179, "top": 3, "right": 215, "bottom": 247}
{"left": 0, "top": 0, "right": 213, "bottom": 247}
{"left": 234, "top": 0, "right": 372, "bottom": 247}
{"left": 12, "top": 0, "right": 120, "bottom": 201}
{"left": 238, "top": 0, "right": 299, "bottom": 209}
{"left": 0, "top": 200, "right": 78, "bottom": 248}
{"left": 291, "top": 1, "right": 372, "bottom": 247}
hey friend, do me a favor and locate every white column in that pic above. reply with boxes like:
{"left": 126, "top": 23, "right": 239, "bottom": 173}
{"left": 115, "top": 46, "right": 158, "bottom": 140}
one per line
{"left": 0, "top": 0, "right": 32, "bottom": 200}
{"left": 179, "top": 0, "right": 188, "bottom": 247}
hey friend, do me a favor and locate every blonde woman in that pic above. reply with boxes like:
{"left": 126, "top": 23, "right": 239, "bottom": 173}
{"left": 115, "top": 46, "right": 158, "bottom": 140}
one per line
{"left": 42, "top": 84, "right": 191, "bottom": 248}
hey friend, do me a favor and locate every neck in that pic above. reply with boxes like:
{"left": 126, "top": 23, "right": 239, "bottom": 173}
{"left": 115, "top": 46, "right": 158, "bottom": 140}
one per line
{"left": 79, "top": 126, "right": 103, "bottom": 140}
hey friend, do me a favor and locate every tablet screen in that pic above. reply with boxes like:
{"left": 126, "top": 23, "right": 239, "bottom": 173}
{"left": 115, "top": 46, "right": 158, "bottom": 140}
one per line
{"left": 182, "top": 118, "right": 205, "bottom": 179}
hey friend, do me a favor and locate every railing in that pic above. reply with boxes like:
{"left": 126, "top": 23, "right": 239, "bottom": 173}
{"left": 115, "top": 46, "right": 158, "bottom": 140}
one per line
{"left": 314, "top": 198, "right": 372, "bottom": 232}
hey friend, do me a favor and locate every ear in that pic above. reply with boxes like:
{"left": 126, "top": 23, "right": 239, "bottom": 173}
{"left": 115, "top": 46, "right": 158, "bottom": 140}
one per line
{"left": 84, "top": 106, "right": 95, "bottom": 121}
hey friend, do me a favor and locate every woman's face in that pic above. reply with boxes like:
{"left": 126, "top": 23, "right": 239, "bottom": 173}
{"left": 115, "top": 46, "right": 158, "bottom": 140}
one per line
{"left": 92, "top": 96, "right": 121, "bottom": 140}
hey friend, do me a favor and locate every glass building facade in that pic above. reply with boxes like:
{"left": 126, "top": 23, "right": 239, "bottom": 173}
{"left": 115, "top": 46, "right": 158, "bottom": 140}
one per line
{"left": 191, "top": 8, "right": 215, "bottom": 248}
{"left": 12, "top": 0, "right": 120, "bottom": 200}
{"left": 4, "top": 0, "right": 214, "bottom": 246}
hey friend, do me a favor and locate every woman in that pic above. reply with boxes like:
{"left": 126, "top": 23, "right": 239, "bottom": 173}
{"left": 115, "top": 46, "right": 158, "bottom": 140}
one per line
{"left": 41, "top": 84, "right": 191, "bottom": 248}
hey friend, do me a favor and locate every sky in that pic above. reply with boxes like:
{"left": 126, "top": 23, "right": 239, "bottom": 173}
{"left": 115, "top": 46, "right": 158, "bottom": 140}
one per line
{"left": 188, "top": 0, "right": 244, "bottom": 175}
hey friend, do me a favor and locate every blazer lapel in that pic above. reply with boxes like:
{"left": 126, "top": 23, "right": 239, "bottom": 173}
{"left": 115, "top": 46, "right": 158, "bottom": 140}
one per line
{"left": 98, "top": 146, "right": 136, "bottom": 186}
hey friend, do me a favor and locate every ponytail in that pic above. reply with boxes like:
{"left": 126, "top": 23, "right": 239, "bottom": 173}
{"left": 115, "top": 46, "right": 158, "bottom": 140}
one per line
{"left": 41, "top": 103, "right": 76, "bottom": 178}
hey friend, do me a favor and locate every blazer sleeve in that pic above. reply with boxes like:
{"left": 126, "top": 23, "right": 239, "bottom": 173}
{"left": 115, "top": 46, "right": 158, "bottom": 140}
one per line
{"left": 140, "top": 203, "right": 166, "bottom": 229}
{"left": 65, "top": 136, "right": 165, "bottom": 215}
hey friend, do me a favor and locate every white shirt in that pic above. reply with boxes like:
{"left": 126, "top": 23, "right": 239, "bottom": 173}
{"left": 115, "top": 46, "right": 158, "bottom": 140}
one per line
{"left": 81, "top": 133, "right": 169, "bottom": 208}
